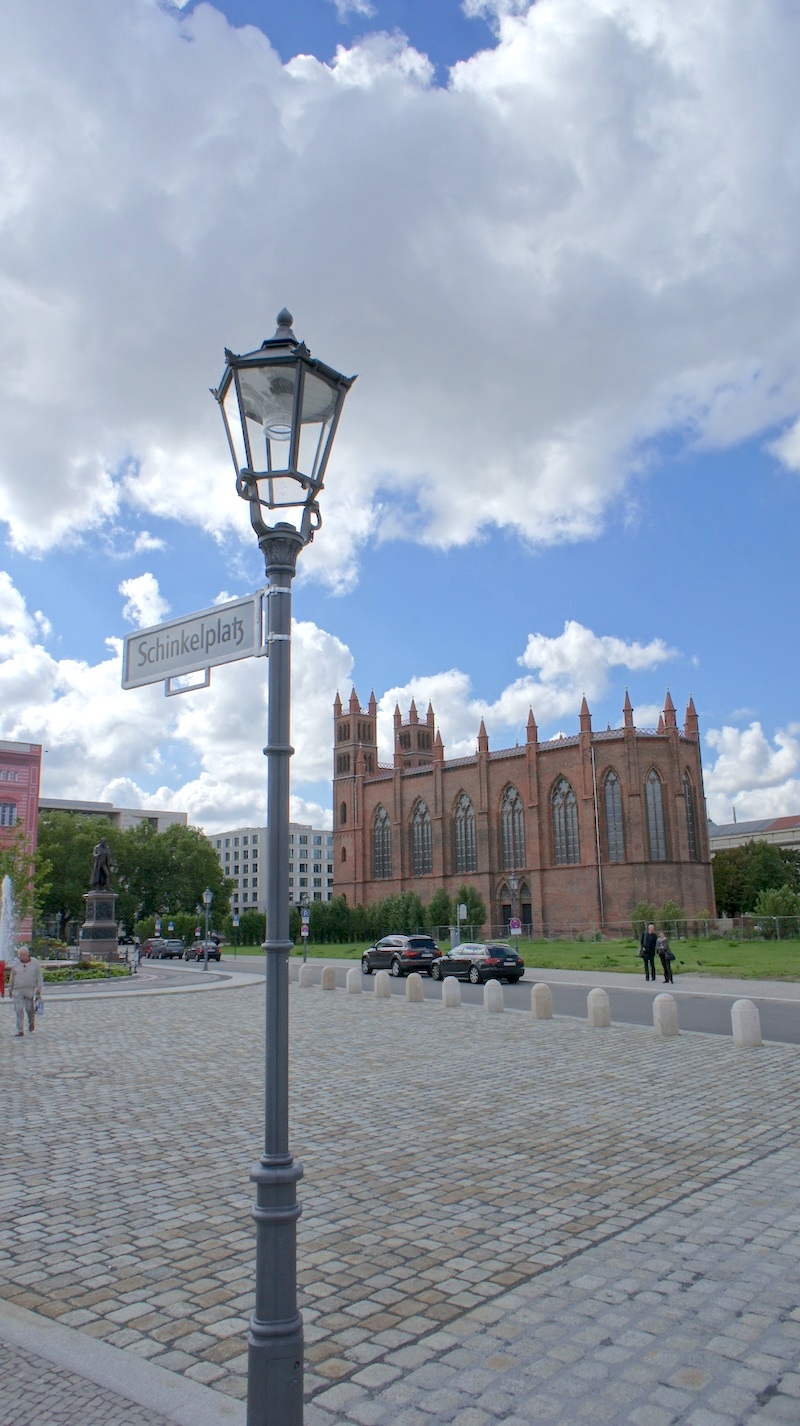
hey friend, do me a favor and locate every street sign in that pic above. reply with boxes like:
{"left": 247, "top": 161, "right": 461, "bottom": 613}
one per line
{"left": 300, "top": 924, "right": 309, "bottom": 938}
{"left": 509, "top": 917, "right": 522, "bottom": 936}
{"left": 301, "top": 907, "right": 310, "bottom": 923}
{"left": 121, "top": 592, "right": 266, "bottom": 693}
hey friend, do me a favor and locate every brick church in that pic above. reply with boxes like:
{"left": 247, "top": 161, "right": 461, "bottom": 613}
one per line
{"left": 332, "top": 689, "right": 715, "bottom": 933}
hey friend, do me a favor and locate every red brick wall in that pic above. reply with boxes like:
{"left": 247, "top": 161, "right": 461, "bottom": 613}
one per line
{"left": 0, "top": 740, "right": 42, "bottom": 942}
{"left": 332, "top": 696, "right": 715, "bottom": 932}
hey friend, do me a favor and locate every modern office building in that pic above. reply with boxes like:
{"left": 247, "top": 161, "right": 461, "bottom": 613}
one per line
{"left": 333, "top": 688, "right": 716, "bottom": 933}
{"left": 208, "top": 823, "right": 335, "bottom": 913}
{"left": 0, "top": 738, "right": 43, "bottom": 942}
{"left": 38, "top": 797, "right": 187, "bottom": 833}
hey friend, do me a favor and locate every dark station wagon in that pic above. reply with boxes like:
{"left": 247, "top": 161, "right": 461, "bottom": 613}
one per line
{"left": 431, "top": 942, "right": 525, "bottom": 985}
{"left": 361, "top": 934, "right": 441, "bottom": 978}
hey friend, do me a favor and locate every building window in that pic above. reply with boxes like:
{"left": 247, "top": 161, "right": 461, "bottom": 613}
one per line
{"left": 454, "top": 792, "right": 477, "bottom": 874}
{"left": 341, "top": 847, "right": 347, "bottom": 863}
{"left": 552, "top": 778, "right": 580, "bottom": 865}
{"left": 684, "top": 772, "right": 698, "bottom": 862}
{"left": 373, "top": 806, "right": 392, "bottom": 879}
{"left": 299, "top": 835, "right": 308, "bottom": 844}
{"left": 604, "top": 770, "right": 625, "bottom": 862}
{"left": 0, "top": 803, "right": 17, "bottom": 828}
{"left": 646, "top": 769, "right": 668, "bottom": 861}
{"left": 411, "top": 800, "right": 432, "bottom": 875}
{"left": 340, "top": 801, "right": 347, "bottom": 826}
{"left": 500, "top": 786, "right": 525, "bottom": 869}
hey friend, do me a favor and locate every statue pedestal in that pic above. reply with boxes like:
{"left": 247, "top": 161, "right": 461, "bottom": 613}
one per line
{"left": 79, "top": 890, "right": 121, "bottom": 962}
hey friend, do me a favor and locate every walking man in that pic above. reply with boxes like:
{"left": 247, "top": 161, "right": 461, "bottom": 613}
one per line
{"left": 640, "top": 923, "right": 658, "bottom": 983}
{"left": 10, "top": 945, "right": 44, "bottom": 1037}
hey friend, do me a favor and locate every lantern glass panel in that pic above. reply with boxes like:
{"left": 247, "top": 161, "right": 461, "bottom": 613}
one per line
{"left": 222, "top": 378, "right": 247, "bottom": 472}
{"left": 239, "top": 365, "right": 298, "bottom": 474}
{"left": 253, "top": 473, "right": 307, "bottom": 510}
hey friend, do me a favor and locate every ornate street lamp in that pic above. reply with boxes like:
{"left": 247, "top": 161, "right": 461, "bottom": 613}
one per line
{"left": 202, "top": 886, "right": 213, "bottom": 971}
{"left": 212, "top": 312, "right": 355, "bottom": 1426}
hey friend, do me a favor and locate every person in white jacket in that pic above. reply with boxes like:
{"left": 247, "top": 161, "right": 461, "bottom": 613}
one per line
{"left": 9, "top": 945, "right": 43, "bottom": 1037}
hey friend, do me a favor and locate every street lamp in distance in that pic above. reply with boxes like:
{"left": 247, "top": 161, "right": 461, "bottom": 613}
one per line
{"left": 212, "top": 310, "right": 356, "bottom": 1426}
{"left": 202, "top": 887, "right": 213, "bottom": 971}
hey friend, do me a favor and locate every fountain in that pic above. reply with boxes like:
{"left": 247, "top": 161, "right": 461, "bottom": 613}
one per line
{"left": 0, "top": 873, "right": 20, "bottom": 966}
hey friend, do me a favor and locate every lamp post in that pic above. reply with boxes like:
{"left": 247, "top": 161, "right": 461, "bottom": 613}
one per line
{"left": 213, "top": 310, "right": 355, "bottom": 1426}
{"left": 202, "top": 887, "right": 213, "bottom": 971}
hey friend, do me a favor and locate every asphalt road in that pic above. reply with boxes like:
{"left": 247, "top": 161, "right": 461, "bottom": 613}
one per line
{"left": 280, "top": 957, "right": 800, "bottom": 1046}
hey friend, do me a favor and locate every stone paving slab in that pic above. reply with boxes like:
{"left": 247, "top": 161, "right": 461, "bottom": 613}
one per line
{"left": 2, "top": 977, "right": 799, "bottom": 1423}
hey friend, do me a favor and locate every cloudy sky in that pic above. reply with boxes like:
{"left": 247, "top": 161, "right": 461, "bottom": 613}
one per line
{"left": 1, "top": 0, "right": 799, "bottom": 835}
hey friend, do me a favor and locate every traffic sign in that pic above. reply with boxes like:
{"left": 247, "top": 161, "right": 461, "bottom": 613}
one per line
{"left": 509, "top": 917, "right": 522, "bottom": 935}
{"left": 300, "top": 924, "right": 309, "bottom": 938}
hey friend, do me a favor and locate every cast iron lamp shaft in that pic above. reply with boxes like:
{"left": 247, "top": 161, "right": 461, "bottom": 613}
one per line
{"left": 247, "top": 529, "right": 304, "bottom": 1426}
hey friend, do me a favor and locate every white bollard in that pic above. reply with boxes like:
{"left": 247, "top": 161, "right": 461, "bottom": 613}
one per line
{"left": 531, "top": 983, "right": 553, "bottom": 1019}
{"left": 442, "top": 976, "right": 461, "bottom": 1008}
{"left": 732, "top": 998, "right": 762, "bottom": 1048}
{"left": 484, "top": 980, "right": 504, "bottom": 1014}
{"left": 298, "top": 963, "right": 314, "bottom": 988}
{"left": 653, "top": 992, "right": 679, "bottom": 1037}
{"left": 375, "top": 969, "right": 391, "bottom": 999}
{"left": 406, "top": 972, "right": 424, "bottom": 1003}
{"left": 587, "top": 987, "right": 611, "bottom": 1027}
{"left": 346, "top": 967, "right": 362, "bottom": 995}
{"left": 321, "top": 965, "right": 336, "bottom": 991}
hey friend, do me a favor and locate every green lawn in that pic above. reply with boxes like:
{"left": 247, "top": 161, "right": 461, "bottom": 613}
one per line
{"left": 225, "top": 938, "right": 800, "bottom": 980}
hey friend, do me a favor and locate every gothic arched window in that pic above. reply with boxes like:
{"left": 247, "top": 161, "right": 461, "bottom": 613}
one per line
{"left": 604, "top": 770, "right": 625, "bottom": 862}
{"left": 645, "top": 769, "right": 667, "bottom": 861}
{"left": 683, "top": 771, "right": 698, "bottom": 862}
{"left": 373, "top": 806, "right": 392, "bottom": 879}
{"left": 411, "top": 800, "right": 432, "bottom": 875}
{"left": 501, "top": 786, "right": 525, "bottom": 869}
{"left": 454, "top": 793, "right": 477, "bottom": 874}
{"left": 552, "top": 777, "right": 580, "bottom": 865}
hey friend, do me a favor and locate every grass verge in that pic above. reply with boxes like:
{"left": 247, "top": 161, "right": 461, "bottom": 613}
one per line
{"left": 225, "top": 939, "right": 800, "bottom": 980}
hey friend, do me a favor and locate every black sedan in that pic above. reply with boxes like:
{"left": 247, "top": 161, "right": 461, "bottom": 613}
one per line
{"left": 185, "top": 941, "right": 221, "bottom": 962}
{"left": 431, "top": 942, "right": 525, "bottom": 985}
{"left": 361, "top": 934, "right": 440, "bottom": 977}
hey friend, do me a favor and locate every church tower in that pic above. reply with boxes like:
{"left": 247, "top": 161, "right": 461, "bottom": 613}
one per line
{"left": 393, "top": 699, "right": 436, "bottom": 769}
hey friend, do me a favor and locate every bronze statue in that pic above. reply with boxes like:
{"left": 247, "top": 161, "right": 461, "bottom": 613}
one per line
{"left": 90, "top": 838, "right": 112, "bottom": 889}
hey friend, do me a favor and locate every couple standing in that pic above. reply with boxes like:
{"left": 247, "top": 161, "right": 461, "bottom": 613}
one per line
{"left": 639, "top": 922, "right": 675, "bottom": 983}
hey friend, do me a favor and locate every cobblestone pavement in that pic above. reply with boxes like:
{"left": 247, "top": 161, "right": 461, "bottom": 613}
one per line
{"left": 0, "top": 1339, "right": 180, "bottom": 1426}
{"left": 2, "top": 975, "right": 799, "bottom": 1423}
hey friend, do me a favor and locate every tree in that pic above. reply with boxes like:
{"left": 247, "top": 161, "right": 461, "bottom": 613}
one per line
{"left": 37, "top": 812, "right": 117, "bottom": 931}
{"left": 752, "top": 884, "right": 800, "bottom": 938}
{"left": 713, "top": 840, "right": 797, "bottom": 916}
{"left": 454, "top": 884, "right": 487, "bottom": 934}
{"left": 115, "top": 822, "right": 231, "bottom": 929}
{"left": 426, "top": 887, "right": 452, "bottom": 934}
{"left": 0, "top": 824, "right": 49, "bottom": 929}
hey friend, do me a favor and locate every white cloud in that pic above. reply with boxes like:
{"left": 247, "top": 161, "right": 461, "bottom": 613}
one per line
{"left": 1, "top": 0, "right": 799, "bottom": 583}
{"left": 2, "top": 569, "right": 798, "bottom": 831}
{"left": 119, "top": 573, "right": 170, "bottom": 628}
{"left": 0, "top": 574, "right": 352, "bottom": 834}
{"left": 374, "top": 620, "right": 676, "bottom": 760}
{"left": 330, "top": 0, "right": 376, "bottom": 20}
{"left": 132, "top": 531, "right": 166, "bottom": 554}
{"left": 704, "top": 722, "right": 800, "bottom": 822}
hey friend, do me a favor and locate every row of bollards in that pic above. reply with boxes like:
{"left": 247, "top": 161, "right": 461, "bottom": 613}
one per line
{"left": 295, "top": 963, "right": 763, "bottom": 1048}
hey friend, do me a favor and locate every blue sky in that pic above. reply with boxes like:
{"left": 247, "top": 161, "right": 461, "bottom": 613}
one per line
{"left": 1, "top": 0, "right": 799, "bottom": 834}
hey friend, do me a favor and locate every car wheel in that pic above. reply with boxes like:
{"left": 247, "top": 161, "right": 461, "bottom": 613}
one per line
{"left": 431, "top": 962, "right": 442, "bottom": 981}
{"left": 361, "top": 956, "right": 372, "bottom": 975}
{"left": 468, "top": 965, "right": 481, "bottom": 985}
{"left": 390, "top": 958, "right": 403, "bottom": 978}
{"left": 508, "top": 975, "right": 522, "bottom": 984}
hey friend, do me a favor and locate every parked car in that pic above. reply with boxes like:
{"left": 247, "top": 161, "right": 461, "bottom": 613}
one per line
{"left": 430, "top": 942, "right": 525, "bottom": 985}
{"left": 361, "top": 934, "right": 440, "bottom": 978}
{"left": 141, "top": 937, "right": 166, "bottom": 958}
{"left": 156, "top": 938, "right": 185, "bottom": 960}
{"left": 184, "top": 941, "right": 221, "bottom": 962}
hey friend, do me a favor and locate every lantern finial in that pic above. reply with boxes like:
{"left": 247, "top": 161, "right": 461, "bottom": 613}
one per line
{"left": 274, "top": 309, "right": 295, "bottom": 341}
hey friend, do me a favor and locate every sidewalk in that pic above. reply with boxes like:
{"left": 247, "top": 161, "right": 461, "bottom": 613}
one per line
{"left": 2, "top": 966, "right": 799, "bottom": 1424}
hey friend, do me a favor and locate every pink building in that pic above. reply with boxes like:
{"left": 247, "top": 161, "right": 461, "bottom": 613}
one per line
{"left": 0, "top": 739, "right": 42, "bottom": 943}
